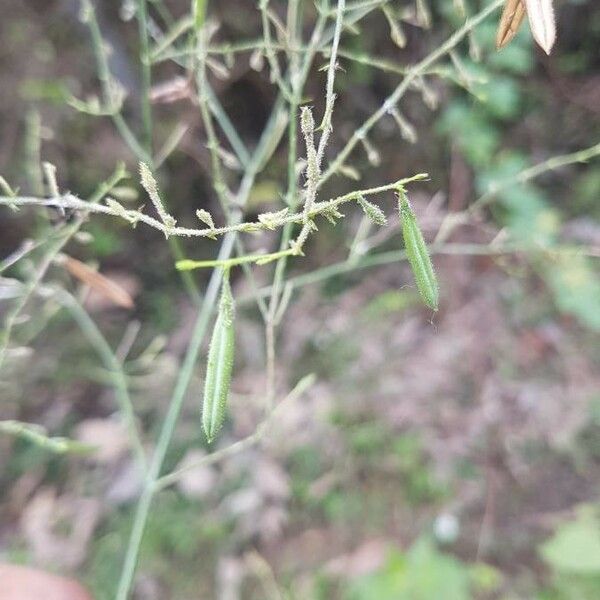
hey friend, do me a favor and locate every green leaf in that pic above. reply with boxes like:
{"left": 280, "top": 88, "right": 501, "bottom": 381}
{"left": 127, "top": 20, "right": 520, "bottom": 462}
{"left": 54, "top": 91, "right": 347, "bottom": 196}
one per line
{"left": 346, "top": 538, "right": 471, "bottom": 600}
{"left": 543, "top": 254, "right": 600, "bottom": 331}
{"left": 500, "top": 185, "right": 559, "bottom": 246}
{"left": 540, "top": 507, "right": 600, "bottom": 574}
{"left": 475, "top": 76, "right": 521, "bottom": 120}
{"left": 438, "top": 102, "right": 500, "bottom": 168}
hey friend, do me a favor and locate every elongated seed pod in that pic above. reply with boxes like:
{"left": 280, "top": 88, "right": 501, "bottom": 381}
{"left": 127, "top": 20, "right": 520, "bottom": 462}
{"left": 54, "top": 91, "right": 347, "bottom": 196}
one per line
{"left": 399, "top": 190, "right": 439, "bottom": 311}
{"left": 202, "top": 272, "right": 235, "bottom": 442}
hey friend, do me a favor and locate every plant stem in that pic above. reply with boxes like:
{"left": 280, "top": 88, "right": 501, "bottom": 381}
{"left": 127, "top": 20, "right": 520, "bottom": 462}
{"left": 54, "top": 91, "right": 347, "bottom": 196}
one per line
{"left": 136, "top": 0, "right": 153, "bottom": 152}
{"left": 472, "top": 141, "right": 600, "bottom": 210}
{"left": 60, "top": 291, "right": 146, "bottom": 471}
{"left": 177, "top": 248, "right": 296, "bottom": 270}
{"left": 240, "top": 240, "right": 600, "bottom": 305}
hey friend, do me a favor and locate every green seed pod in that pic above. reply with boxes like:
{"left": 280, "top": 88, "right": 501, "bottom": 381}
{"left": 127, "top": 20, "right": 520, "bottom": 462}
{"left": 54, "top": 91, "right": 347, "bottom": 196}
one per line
{"left": 202, "top": 271, "right": 235, "bottom": 442}
{"left": 399, "top": 189, "right": 439, "bottom": 311}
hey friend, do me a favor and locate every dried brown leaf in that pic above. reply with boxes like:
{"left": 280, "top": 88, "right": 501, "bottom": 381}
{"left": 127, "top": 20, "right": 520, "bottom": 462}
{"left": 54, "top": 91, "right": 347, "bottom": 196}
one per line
{"left": 63, "top": 256, "right": 135, "bottom": 309}
{"left": 496, "top": 0, "right": 527, "bottom": 50}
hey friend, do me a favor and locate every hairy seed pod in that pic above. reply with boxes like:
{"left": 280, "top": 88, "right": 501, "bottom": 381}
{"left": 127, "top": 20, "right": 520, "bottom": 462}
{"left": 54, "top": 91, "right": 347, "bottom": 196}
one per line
{"left": 399, "top": 190, "right": 439, "bottom": 311}
{"left": 202, "top": 272, "right": 235, "bottom": 442}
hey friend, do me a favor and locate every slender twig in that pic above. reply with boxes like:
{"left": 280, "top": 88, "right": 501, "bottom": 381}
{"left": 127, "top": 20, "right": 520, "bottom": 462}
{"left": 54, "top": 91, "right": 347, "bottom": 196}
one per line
{"left": 0, "top": 219, "right": 83, "bottom": 371}
{"left": 177, "top": 248, "right": 296, "bottom": 270}
{"left": 259, "top": 0, "right": 294, "bottom": 101}
{"left": 0, "top": 175, "right": 427, "bottom": 239}
{"left": 0, "top": 420, "right": 93, "bottom": 454}
{"left": 319, "top": 0, "right": 505, "bottom": 185}
{"left": 316, "top": 0, "right": 345, "bottom": 165}
{"left": 136, "top": 0, "right": 153, "bottom": 151}
{"left": 79, "top": 0, "right": 199, "bottom": 302}
{"left": 435, "top": 140, "right": 600, "bottom": 244}
{"left": 263, "top": 0, "right": 307, "bottom": 412}
{"left": 80, "top": 0, "right": 151, "bottom": 164}
{"left": 472, "top": 141, "right": 600, "bottom": 211}
{"left": 193, "top": 28, "right": 268, "bottom": 316}
{"left": 237, "top": 240, "right": 600, "bottom": 306}
{"left": 58, "top": 290, "right": 146, "bottom": 471}
{"left": 0, "top": 165, "right": 128, "bottom": 370}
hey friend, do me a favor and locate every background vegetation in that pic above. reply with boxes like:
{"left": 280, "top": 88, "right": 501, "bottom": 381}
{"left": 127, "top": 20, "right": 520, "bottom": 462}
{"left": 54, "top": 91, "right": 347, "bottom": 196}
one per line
{"left": 0, "top": 0, "right": 599, "bottom": 598}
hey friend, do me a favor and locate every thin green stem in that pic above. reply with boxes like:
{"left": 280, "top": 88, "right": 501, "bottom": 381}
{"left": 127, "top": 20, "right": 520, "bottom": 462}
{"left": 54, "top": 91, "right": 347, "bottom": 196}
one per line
{"left": 472, "top": 141, "right": 600, "bottom": 211}
{"left": 316, "top": 0, "right": 345, "bottom": 163}
{"left": 266, "top": 1, "right": 330, "bottom": 328}
{"left": 136, "top": 0, "right": 153, "bottom": 152}
{"left": 0, "top": 219, "right": 82, "bottom": 372}
{"left": 59, "top": 291, "right": 146, "bottom": 471}
{"left": 81, "top": 0, "right": 199, "bottom": 302}
{"left": 1, "top": 178, "right": 428, "bottom": 239}
{"left": 192, "top": 0, "right": 208, "bottom": 33}
{"left": 259, "top": 0, "right": 294, "bottom": 101}
{"left": 194, "top": 28, "right": 269, "bottom": 318}
{"left": 81, "top": 0, "right": 151, "bottom": 163}
{"left": 177, "top": 248, "right": 295, "bottom": 270}
{"left": 239, "top": 240, "right": 600, "bottom": 306}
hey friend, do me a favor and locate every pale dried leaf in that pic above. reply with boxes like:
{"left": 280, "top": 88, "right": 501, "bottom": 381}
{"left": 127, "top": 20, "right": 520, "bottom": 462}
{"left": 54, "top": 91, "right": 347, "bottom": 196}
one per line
{"left": 525, "top": 0, "right": 556, "bottom": 54}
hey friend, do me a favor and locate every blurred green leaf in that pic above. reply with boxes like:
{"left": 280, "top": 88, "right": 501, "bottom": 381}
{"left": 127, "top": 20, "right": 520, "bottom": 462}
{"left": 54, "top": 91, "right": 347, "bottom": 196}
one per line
{"left": 489, "top": 39, "right": 533, "bottom": 74}
{"left": 475, "top": 76, "right": 522, "bottom": 120}
{"left": 19, "top": 79, "right": 71, "bottom": 103}
{"left": 476, "top": 151, "right": 530, "bottom": 195}
{"left": 501, "top": 185, "right": 559, "bottom": 245}
{"left": 543, "top": 253, "right": 600, "bottom": 331}
{"left": 361, "top": 290, "right": 418, "bottom": 320}
{"left": 345, "top": 538, "right": 471, "bottom": 600}
{"left": 438, "top": 101, "right": 500, "bottom": 167}
{"left": 540, "top": 506, "right": 600, "bottom": 574}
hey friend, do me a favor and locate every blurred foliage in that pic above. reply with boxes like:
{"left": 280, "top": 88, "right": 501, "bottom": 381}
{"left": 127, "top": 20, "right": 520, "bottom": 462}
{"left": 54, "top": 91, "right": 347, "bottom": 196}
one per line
{"left": 437, "top": 14, "right": 600, "bottom": 331}
{"left": 86, "top": 491, "right": 224, "bottom": 599}
{"left": 538, "top": 506, "right": 600, "bottom": 599}
{"left": 1, "top": 0, "right": 599, "bottom": 598}
{"left": 344, "top": 537, "right": 499, "bottom": 600}
{"left": 540, "top": 506, "right": 600, "bottom": 574}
